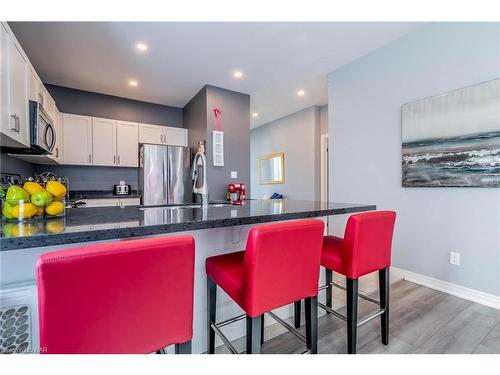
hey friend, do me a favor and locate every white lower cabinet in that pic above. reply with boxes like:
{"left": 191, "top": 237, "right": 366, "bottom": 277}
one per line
{"left": 119, "top": 198, "right": 141, "bottom": 207}
{"left": 84, "top": 197, "right": 140, "bottom": 208}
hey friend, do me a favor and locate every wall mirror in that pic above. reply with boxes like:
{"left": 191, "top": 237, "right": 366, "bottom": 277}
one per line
{"left": 259, "top": 152, "right": 285, "bottom": 184}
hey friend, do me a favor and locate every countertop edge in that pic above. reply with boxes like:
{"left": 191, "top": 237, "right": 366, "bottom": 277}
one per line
{"left": 0, "top": 204, "right": 376, "bottom": 251}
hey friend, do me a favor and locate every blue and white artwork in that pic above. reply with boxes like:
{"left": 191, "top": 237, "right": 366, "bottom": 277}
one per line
{"left": 402, "top": 79, "right": 500, "bottom": 187}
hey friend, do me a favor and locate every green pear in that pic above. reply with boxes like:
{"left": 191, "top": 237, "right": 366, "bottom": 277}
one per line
{"left": 31, "top": 190, "right": 53, "bottom": 207}
{"left": 6, "top": 186, "right": 30, "bottom": 205}
{"left": 2, "top": 201, "right": 15, "bottom": 219}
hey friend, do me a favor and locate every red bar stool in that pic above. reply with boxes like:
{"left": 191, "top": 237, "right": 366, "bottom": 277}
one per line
{"left": 317, "top": 211, "right": 396, "bottom": 354}
{"left": 205, "top": 220, "right": 324, "bottom": 354}
{"left": 36, "top": 236, "right": 195, "bottom": 354}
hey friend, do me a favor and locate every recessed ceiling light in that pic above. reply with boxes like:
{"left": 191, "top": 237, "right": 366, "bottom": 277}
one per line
{"left": 136, "top": 43, "right": 148, "bottom": 51}
{"left": 129, "top": 80, "right": 138, "bottom": 87}
{"left": 297, "top": 90, "right": 305, "bottom": 97}
{"left": 252, "top": 112, "right": 259, "bottom": 117}
{"left": 233, "top": 71, "right": 243, "bottom": 79}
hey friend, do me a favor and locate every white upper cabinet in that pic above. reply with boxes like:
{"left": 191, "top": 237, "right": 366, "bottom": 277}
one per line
{"left": 165, "top": 127, "right": 188, "bottom": 146}
{"left": 0, "top": 23, "right": 7, "bottom": 137}
{"left": 92, "top": 117, "right": 117, "bottom": 166}
{"left": 116, "top": 121, "right": 138, "bottom": 167}
{"left": 139, "top": 123, "right": 188, "bottom": 146}
{"left": 138, "top": 123, "right": 164, "bottom": 145}
{"left": 27, "top": 67, "right": 37, "bottom": 102}
{"left": 62, "top": 114, "right": 92, "bottom": 165}
{"left": 0, "top": 24, "right": 30, "bottom": 148}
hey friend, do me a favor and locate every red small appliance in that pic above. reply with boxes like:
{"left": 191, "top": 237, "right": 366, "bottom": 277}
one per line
{"left": 227, "top": 183, "right": 246, "bottom": 204}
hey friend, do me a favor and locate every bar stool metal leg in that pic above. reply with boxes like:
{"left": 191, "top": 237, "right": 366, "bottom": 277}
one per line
{"left": 346, "top": 278, "right": 358, "bottom": 354}
{"left": 293, "top": 300, "right": 301, "bottom": 328}
{"left": 325, "top": 268, "right": 333, "bottom": 311}
{"left": 260, "top": 314, "right": 265, "bottom": 345}
{"left": 305, "top": 296, "right": 318, "bottom": 354}
{"left": 379, "top": 267, "right": 390, "bottom": 345}
{"left": 175, "top": 341, "right": 192, "bottom": 354}
{"left": 246, "top": 316, "right": 262, "bottom": 354}
{"left": 207, "top": 277, "right": 217, "bottom": 354}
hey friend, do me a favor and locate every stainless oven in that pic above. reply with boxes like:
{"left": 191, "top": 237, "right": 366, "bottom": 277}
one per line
{"left": 28, "top": 100, "right": 56, "bottom": 154}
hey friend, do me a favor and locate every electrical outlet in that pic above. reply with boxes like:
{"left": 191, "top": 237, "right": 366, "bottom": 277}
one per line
{"left": 231, "top": 171, "right": 237, "bottom": 179}
{"left": 450, "top": 251, "right": 461, "bottom": 266}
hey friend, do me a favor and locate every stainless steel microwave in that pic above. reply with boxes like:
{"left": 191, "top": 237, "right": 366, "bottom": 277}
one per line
{"left": 28, "top": 100, "right": 56, "bottom": 154}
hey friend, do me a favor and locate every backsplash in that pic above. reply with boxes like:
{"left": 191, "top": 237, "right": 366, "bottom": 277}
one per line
{"left": 35, "top": 165, "right": 139, "bottom": 191}
{"left": 1, "top": 153, "right": 36, "bottom": 179}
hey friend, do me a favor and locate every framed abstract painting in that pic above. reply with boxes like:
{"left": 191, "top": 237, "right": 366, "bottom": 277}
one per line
{"left": 402, "top": 78, "right": 500, "bottom": 187}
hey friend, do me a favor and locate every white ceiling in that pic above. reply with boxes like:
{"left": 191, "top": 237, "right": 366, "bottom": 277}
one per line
{"left": 10, "top": 22, "right": 424, "bottom": 128}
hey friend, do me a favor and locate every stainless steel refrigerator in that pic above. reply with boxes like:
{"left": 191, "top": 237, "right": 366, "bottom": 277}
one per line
{"left": 139, "top": 144, "right": 193, "bottom": 206}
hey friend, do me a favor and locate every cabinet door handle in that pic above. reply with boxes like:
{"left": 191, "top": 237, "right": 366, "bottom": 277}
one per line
{"left": 117, "top": 155, "right": 120, "bottom": 164}
{"left": 10, "top": 114, "right": 19, "bottom": 132}
{"left": 113, "top": 155, "right": 116, "bottom": 164}
{"left": 55, "top": 147, "right": 59, "bottom": 158}
{"left": 89, "top": 154, "right": 92, "bottom": 163}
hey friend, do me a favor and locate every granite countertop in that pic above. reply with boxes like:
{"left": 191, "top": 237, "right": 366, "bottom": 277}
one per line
{"left": 0, "top": 200, "right": 376, "bottom": 251}
{"left": 68, "top": 190, "right": 141, "bottom": 200}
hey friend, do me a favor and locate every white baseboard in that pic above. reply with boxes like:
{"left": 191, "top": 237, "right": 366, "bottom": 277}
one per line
{"left": 392, "top": 267, "right": 500, "bottom": 311}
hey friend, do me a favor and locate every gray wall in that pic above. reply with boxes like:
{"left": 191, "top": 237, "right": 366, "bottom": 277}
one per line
{"left": 251, "top": 106, "right": 320, "bottom": 200}
{"left": 184, "top": 85, "right": 251, "bottom": 201}
{"left": 328, "top": 23, "right": 500, "bottom": 296}
{"left": 1, "top": 154, "right": 36, "bottom": 179}
{"left": 319, "top": 105, "right": 328, "bottom": 135}
{"left": 46, "top": 84, "right": 183, "bottom": 127}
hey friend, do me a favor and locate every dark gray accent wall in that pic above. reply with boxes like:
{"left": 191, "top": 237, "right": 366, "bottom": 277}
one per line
{"left": 45, "top": 84, "right": 183, "bottom": 127}
{"left": 183, "top": 86, "right": 207, "bottom": 151}
{"left": 183, "top": 85, "right": 250, "bottom": 201}
{"left": 206, "top": 86, "right": 250, "bottom": 201}
{"left": 35, "top": 164, "right": 138, "bottom": 191}
{"left": 1, "top": 154, "right": 36, "bottom": 179}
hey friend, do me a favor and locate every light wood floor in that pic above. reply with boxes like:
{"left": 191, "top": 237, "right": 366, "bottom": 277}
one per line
{"left": 215, "top": 280, "right": 500, "bottom": 354}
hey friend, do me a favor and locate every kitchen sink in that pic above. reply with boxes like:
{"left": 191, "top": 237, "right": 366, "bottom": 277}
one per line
{"left": 139, "top": 202, "right": 233, "bottom": 210}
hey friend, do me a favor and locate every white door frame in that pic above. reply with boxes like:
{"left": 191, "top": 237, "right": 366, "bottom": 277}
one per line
{"left": 320, "top": 134, "right": 329, "bottom": 203}
{"left": 320, "top": 134, "right": 329, "bottom": 234}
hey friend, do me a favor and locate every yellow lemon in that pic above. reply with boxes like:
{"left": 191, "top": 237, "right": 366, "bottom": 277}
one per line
{"left": 11, "top": 203, "right": 38, "bottom": 219}
{"left": 45, "top": 201, "right": 65, "bottom": 216}
{"left": 23, "top": 181, "right": 45, "bottom": 196}
{"left": 46, "top": 220, "right": 65, "bottom": 234}
{"left": 10, "top": 223, "right": 38, "bottom": 237}
{"left": 45, "top": 181, "right": 67, "bottom": 199}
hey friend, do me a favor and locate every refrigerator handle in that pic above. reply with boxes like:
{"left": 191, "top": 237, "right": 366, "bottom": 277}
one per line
{"left": 163, "top": 153, "right": 167, "bottom": 202}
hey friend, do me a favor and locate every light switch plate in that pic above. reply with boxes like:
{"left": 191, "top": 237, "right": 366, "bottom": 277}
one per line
{"left": 450, "top": 251, "right": 461, "bottom": 266}
{"left": 231, "top": 171, "right": 237, "bottom": 179}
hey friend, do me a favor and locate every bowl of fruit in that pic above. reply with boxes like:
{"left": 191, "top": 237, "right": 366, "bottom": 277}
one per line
{"left": 1, "top": 179, "right": 67, "bottom": 222}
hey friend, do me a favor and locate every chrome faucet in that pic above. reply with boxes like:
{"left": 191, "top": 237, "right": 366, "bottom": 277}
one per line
{"left": 192, "top": 151, "right": 209, "bottom": 208}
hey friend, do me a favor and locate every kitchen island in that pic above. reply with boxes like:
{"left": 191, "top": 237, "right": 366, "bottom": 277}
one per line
{"left": 0, "top": 200, "right": 375, "bottom": 353}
